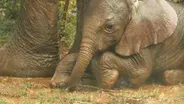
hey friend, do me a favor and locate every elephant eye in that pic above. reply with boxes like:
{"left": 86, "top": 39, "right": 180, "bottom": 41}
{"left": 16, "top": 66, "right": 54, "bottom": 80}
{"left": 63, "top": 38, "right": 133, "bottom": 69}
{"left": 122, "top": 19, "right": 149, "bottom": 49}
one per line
{"left": 104, "top": 23, "right": 115, "bottom": 33}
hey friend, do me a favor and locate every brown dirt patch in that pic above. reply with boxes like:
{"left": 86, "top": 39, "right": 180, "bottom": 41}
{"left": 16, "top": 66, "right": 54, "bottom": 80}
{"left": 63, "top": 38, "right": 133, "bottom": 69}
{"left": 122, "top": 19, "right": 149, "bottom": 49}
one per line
{"left": 0, "top": 77, "right": 184, "bottom": 104}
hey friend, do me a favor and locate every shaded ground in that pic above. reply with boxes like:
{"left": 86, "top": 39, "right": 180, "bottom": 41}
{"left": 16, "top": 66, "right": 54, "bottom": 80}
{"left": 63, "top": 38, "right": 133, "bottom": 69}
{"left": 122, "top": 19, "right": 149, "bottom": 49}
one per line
{"left": 0, "top": 77, "right": 184, "bottom": 104}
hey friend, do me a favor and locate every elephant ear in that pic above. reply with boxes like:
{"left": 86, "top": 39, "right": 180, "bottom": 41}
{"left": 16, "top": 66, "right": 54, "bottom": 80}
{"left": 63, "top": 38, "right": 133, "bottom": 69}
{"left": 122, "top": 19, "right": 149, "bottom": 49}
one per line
{"left": 115, "top": 0, "right": 178, "bottom": 56}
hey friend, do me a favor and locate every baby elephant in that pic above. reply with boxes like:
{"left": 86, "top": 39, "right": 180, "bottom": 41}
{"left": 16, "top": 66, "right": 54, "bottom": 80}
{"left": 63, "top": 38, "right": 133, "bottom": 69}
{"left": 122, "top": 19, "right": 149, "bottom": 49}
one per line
{"left": 50, "top": 52, "right": 134, "bottom": 89}
{"left": 50, "top": 53, "right": 97, "bottom": 89}
{"left": 50, "top": 49, "right": 184, "bottom": 89}
{"left": 51, "top": 0, "right": 184, "bottom": 89}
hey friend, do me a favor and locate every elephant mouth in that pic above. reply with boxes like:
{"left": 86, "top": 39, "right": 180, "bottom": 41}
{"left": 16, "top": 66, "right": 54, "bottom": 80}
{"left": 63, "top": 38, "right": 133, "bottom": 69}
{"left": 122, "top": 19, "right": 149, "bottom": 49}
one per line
{"left": 97, "top": 44, "right": 115, "bottom": 53}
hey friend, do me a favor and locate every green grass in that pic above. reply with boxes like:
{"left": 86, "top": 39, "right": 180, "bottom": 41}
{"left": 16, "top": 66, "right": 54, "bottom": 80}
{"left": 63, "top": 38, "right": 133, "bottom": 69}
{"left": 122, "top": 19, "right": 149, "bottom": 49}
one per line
{"left": 0, "top": 99, "right": 5, "bottom": 104}
{"left": 170, "top": 0, "right": 183, "bottom": 2}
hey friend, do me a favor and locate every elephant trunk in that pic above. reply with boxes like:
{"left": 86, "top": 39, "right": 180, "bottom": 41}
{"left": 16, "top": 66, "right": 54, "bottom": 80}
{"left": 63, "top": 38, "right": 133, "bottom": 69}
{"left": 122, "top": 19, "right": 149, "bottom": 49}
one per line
{"left": 68, "top": 37, "right": 95, "bottom": 88}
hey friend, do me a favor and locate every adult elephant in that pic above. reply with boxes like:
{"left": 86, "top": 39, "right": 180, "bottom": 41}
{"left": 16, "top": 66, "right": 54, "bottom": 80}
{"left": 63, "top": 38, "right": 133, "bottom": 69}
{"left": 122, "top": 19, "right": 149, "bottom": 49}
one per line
{"left": 0, "top": 0, "right": 59, "bottom": 77}
{"left": 51, "top": 0, "right": 184, "bottom": 89}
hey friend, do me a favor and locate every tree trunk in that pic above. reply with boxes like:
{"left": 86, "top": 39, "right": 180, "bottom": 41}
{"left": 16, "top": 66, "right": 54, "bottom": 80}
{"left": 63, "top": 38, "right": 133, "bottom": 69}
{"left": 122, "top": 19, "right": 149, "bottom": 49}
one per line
{"left": 70, "top": 0, "right": 90, "bottom": 52}
{"left": 0, "top": 0, "right": 59, "bottom": 77}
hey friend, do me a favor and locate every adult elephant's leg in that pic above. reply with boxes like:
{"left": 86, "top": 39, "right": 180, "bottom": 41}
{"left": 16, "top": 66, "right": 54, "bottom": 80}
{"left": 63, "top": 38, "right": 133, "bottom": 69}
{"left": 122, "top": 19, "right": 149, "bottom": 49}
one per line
{"left": 163, "top": 69, "right": 184, "bottom": 85}
{"left": 0, "top": 0, "right": 59, "bottom": 77}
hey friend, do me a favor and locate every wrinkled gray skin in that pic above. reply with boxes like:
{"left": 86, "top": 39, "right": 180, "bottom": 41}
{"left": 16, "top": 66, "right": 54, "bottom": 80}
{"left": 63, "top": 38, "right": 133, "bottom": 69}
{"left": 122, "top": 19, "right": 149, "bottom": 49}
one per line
{"left": 50, "top": 53, "right": 97, "bottom": 88}
{"left": 51, "top": 0, "right": 184, "bottom": 89}
{"left": 51, "top": 0, "right": 130, "bottom": 88}
{"left": 86, "top": 1, "right": 184, "bottom": 89}
{"left": 0, "top": 0, "right": 59, "bottom": 77}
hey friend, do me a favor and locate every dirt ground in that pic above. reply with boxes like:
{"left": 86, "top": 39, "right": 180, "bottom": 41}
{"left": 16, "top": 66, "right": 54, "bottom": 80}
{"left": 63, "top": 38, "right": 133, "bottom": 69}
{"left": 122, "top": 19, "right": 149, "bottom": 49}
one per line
{"left": 0, "top": 77, "right": 183, "bottom": 104}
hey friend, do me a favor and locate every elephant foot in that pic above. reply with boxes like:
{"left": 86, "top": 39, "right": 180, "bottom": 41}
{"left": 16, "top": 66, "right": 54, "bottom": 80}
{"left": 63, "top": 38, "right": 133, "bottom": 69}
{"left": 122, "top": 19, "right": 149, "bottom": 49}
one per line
{"left": 50, "top": 53, "right": 97, "bottom": 90}
{"left": 50, "top": 53, "right": 78, "bottom": 89}
{"left": 92, "top": 52, "right": 151, "bottom": 89}
{"left": 96, "top": 70, "right": 119, "bottom": 89}
{"left": 50, "top": 75, "right": 70, "bottom": 88}
{"left": 91, "top": 53, "right": 120, "bottom": 89}
{"left": 163, "top": 69, "right": 184, "bottom": 85}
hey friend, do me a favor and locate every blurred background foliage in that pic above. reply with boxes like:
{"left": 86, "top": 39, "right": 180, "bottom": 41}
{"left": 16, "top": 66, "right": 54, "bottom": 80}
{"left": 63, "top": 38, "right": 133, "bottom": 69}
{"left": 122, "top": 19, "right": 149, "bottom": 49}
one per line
{"left": 0, "top": 0, "right": 20, "bottom": 46}
{"left": 58, "top": 0, "right": 76, "bottom": 48}
{"left": 0, "top": 0, "right": 182, "bottom": 47}
{"left": 170, "top": 0, "right": 183, "bottom": 2}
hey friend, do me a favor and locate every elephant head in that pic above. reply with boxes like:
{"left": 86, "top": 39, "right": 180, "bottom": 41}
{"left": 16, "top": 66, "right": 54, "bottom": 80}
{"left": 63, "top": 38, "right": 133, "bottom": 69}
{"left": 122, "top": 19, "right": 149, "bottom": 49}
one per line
{"left": 67, "top": 0, "right": 178, "bottom": 88}
{"left": 115, "top": 0, "right": 178, "bottom": 56}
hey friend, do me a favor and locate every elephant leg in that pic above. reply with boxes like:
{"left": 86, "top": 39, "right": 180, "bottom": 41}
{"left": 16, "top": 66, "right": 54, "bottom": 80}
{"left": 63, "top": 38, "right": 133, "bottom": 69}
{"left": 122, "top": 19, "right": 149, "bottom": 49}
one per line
{"left": 92, "top": 52, "right": 152, "bottom": 89}
{"left": 91, "top": 53, "right": 119, "bottom": 89}
{"left": 50, "top": 53, "right": 96, "bottom": 88}
{"left": 163, "top": 69, "right": 184, "bottom": 85}
{"left": 50, "top": 53, "right": 78, "bottom": 88}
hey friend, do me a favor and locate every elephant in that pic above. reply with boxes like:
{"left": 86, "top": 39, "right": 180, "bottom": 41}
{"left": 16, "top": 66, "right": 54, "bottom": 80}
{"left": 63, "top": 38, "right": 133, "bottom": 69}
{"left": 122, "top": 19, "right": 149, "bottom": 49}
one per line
{"left": 50, "top": 53, "right": 97, "bottom": 88}
{"left": 50, "top": 0, "right": 184, "bottom": 90}
{"left": 50, "top": 0, "right": 131, "bottom": 88}
{"left": 0, "top": 0, "right": 59, "bottom": 77}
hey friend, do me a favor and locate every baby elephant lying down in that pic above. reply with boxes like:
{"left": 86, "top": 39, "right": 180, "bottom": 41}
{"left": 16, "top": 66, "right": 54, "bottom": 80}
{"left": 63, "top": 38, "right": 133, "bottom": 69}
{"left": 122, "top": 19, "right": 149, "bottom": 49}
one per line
{"left": 50, "top": 51, "right": 184, "bottom": 90}
{"left": 51, "top": 0, "right": 184, "bottom": 90}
